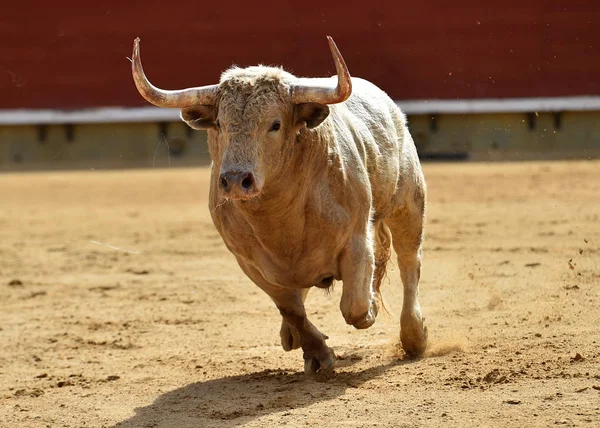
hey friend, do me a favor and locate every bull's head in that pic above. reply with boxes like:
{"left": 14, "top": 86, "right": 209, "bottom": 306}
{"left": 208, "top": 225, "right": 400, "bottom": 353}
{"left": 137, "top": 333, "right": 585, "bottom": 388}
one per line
{"left": 131, "top": 37, "right": 351, "bottom": 201}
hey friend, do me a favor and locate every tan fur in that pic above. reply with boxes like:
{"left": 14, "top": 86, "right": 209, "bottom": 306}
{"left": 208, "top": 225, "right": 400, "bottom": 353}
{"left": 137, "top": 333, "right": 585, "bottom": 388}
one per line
{"left": 181, "top": 65, "right": 428, "bottom": 372}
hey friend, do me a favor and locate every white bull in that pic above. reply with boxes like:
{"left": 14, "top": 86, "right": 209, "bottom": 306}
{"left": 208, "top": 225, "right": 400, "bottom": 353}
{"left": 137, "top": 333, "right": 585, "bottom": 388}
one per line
{"left": 132, "top": 36, "right": 428, "bottom": 373}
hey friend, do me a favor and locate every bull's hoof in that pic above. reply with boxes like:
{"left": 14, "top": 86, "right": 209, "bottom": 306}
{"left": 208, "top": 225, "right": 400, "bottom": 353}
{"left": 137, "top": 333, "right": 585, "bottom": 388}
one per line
{"left": 303, "top": 346, "right": 335, "bottom": 374}
{"left": 400, "top": 322, "right": 428, "bottom": 358}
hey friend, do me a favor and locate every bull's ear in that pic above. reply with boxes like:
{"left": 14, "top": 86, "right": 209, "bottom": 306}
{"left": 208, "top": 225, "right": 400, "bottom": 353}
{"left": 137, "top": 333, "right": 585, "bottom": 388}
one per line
{"left": 295, "top": 103, "right": 330, "bottom": 129}
{"left": 180, "top": 105, "right": 217, "bottom": 130}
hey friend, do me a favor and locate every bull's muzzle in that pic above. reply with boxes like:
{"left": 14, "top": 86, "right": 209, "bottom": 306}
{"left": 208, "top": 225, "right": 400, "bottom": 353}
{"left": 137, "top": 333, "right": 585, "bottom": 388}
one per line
{"left": 219, "top": 170, "right": 259, "bottom": 200}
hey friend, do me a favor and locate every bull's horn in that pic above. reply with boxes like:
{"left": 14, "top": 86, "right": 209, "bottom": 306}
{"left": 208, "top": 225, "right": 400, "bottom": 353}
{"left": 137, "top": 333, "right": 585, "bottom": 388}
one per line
{"left": 290, "top": 36, "right": 352, "bottom": 105}
{"left": 131, "top": 37, "right": 218, "bottom": 108}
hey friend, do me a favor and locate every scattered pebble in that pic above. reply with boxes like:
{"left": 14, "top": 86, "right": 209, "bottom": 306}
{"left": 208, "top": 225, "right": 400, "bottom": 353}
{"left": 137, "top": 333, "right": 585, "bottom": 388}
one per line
{"left": 89, "top": 284, "right": 120, "bottom": 292}
{"left": 571, "top": 353, "right": 585, "bottom": 363}
{"left": 20, "top": 291, "right": 47, "bottom": 300}
{"left": 14, "top": 388, "right": 44, "bottom": 397}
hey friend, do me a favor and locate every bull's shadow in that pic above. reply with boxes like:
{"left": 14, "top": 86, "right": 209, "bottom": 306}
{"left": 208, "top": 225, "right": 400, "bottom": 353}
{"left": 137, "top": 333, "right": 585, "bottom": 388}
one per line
{"left": 115, "top": 355, "right": 414, "bottom": 428}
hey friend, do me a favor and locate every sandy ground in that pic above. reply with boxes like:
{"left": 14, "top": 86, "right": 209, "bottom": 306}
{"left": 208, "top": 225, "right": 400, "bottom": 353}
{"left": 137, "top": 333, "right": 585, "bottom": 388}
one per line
{"left": 1, "top": 160, "right": 599, "bottom": 427}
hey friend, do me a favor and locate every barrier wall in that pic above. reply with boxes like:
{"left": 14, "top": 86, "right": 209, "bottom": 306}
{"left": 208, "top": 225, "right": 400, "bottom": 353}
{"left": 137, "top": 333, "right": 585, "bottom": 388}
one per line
{"left": 2, "top": 111, "right": 599, "bottom": 171}
{"left": 1, "top": 1, "right": 598, "bottom": 110}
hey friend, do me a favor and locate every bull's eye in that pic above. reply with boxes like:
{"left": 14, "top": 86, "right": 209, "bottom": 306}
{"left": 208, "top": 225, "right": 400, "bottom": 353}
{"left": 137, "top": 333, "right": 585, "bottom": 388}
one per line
{"left": 269, "top": 120, "right": 281, "bottom": 132}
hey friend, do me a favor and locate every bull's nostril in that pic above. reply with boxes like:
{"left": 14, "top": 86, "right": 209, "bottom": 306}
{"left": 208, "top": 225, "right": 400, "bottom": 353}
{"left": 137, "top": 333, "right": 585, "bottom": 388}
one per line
{"left": 241, "top": 174, "right": 254, "bottom": 190}
{"left": 220, "top": 176, "right": 229, "bottom": 190}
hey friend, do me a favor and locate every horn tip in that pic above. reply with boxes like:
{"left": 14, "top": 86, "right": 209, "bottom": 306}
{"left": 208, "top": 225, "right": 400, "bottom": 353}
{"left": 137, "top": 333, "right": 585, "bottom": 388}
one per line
{"left": 326, "top": 36, "right": 341, "bottom": 57}
{"left": 133, "top": 37, "right": 141, "bottom": 58}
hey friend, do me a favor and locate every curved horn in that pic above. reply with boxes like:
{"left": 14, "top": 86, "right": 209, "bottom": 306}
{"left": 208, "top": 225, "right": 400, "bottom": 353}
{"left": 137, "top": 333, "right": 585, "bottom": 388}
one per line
{"left": 290, "top": 36, "right": 352, "bottom": 105}
{"left": 131, "top": 37, "right": 218, "bottom": 108}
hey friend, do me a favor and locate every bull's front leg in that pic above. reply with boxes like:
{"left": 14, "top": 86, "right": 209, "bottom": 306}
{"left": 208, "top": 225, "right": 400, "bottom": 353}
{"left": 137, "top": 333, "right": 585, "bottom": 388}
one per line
{"left": 339, "top": 229, "right": 378, "bottom": 329}
{"left": 237, "top": 261, "right": 334, "bottom": 373}
{"left": 270, "top": 288, "right": 335, "bottom": 374}
{"left": 279, "top": 288, "right": 308, "bottom": 351}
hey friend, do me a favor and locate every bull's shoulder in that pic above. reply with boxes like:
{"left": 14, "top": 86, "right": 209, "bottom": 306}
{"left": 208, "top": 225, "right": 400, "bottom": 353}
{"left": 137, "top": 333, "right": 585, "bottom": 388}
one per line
{"left": 324, "top": 78, "right": 419, "bottom": 219}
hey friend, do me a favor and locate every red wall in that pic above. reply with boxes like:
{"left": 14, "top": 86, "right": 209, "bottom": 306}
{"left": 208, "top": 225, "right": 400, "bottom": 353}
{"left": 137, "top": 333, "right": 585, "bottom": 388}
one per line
{"left": 1, "top": 1, "right": 598, "bottom": 110}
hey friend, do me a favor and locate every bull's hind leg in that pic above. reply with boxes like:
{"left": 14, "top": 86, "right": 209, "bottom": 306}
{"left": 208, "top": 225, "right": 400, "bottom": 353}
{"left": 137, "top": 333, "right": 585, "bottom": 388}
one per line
{"left": 270, "top": 288, "right": 335, "bottom": 374}
{"left": 385, "top": 188, "right": 428, "bottom": 357}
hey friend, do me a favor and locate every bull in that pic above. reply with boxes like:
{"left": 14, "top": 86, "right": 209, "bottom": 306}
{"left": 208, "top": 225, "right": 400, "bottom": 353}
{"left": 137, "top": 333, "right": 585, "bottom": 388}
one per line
{"left": 131, "top": 36, "right": 428, "bottom": 373}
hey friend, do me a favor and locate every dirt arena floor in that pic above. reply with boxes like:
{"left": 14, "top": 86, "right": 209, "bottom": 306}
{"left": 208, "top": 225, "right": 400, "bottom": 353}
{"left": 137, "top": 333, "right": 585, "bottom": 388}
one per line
{"left": 1, "top": 160, "right": 599, "bottom": 427}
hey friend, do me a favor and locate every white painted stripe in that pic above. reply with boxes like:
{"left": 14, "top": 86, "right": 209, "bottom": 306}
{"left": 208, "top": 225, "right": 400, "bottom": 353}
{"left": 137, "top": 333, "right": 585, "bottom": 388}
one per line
{"left": 397, "top": 96, "right": 600, "bottom": 115}
{"left": 0, "top": 96, "right": 599, "bottom": 125}
{"left": 0, "top": 107, "right": 181, "bottom": 125}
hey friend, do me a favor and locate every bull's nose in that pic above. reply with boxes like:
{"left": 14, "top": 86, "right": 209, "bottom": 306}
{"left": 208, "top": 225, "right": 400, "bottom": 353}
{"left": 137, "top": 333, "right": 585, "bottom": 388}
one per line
{"left": 219, "top": 170, "right": 258, "bottom": 198}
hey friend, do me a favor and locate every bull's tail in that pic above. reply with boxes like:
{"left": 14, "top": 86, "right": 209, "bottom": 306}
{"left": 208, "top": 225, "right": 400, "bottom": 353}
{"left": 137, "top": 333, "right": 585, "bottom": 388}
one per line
{"left": 373, "top": 221, "right": 392, "bottom": 313}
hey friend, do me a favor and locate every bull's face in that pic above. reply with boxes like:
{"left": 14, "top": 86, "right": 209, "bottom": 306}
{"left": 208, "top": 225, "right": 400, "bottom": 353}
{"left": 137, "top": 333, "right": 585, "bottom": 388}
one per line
{"left": 131, "top": 36, "right": 351, "bottom": 201}
{"left": 180, "top": 83, "right": 331, "bottom": 201}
